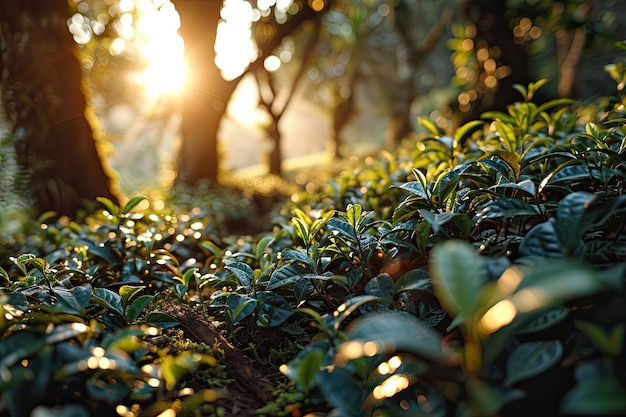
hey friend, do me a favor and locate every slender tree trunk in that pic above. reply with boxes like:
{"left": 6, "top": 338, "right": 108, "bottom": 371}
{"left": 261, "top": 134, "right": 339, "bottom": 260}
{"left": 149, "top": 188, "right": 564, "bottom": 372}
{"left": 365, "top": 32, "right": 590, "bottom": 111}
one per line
{"left": 0, "top": 0, "right": 118, "bottom": 217}
{"left": 172, "top": 0, "right": 332, "bottom": 186}
{"left": 173, "top": 0, "right": 236, "bottom": 187}
{"left": 461, "top": 0, "right": 532, "bottom": 118}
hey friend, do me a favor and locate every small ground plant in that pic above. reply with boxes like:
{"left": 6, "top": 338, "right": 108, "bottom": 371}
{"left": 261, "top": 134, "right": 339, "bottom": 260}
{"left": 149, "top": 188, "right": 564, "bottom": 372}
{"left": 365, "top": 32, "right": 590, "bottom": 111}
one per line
{"left": 1, "top": 74, "right": 625, "bottom": 417}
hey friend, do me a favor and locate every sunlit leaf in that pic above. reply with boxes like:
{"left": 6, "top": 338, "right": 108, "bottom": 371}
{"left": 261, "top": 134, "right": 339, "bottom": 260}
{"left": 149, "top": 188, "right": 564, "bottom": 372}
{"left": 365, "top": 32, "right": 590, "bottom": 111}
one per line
{"left": 119, "top": 285, "right": 145, "bottom": 308}
{"left": 255, "top": 236, "right": 274, "bottom": 260}
{"left": 344, "top": 311, "right": 445, "bottom": 362}
{"left": 430, "top": 241, "right": 486, "bottom": 320}
{"left": 96, "top": 196, "right": 119, "bottom": 217}
{"left": 122, "top": 196, "right": 147, "bottom": 215}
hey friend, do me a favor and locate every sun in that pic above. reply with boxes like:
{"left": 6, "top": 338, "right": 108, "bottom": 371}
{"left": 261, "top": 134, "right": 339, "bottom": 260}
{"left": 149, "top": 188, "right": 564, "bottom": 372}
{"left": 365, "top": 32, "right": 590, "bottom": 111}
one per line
{"left": 135, "top": 1, "right": 186, "bottom": 97}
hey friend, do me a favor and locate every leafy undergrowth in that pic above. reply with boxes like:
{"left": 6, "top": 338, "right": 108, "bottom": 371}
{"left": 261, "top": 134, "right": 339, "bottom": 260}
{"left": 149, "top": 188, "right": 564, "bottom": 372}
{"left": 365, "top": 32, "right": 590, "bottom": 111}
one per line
{"left": 1, "top": 79, "right": 626, "bottom": 417}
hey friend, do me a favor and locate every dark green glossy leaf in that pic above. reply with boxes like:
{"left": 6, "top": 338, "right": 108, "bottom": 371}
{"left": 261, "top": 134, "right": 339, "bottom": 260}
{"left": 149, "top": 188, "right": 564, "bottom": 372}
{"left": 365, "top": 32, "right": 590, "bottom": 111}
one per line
{"left": 281, "top": 248, "right": 316, "bottom": 270}
{"left": 393, "top": 181, "right": 429, "bottom": 199}
{"left": 224, "top": 261, "right": 254, "bottom": 289}
{"left": 268, "top": 264, "right": 308, "bottom": 289}
{"left": 144, "top": 312, "right": 179, "bottom": 328}
{"left": 91, "top": 288, "right": 124, "bottom": 317}
{"left": 475, "top": 198, "right": 540, "bottom": 221}
{"left": 517, "top": 308, "right": 569, "bottom": 335}
{"left": 505, "top": 340, "right": 563, "bottom": 386}
{"left": 76, "top": 238, "right": 120, "bottom": 265}
{"left": 555, "top": 192, "right": 595, "bottom": 255}
{"left": 125, "top": 295, "right": 154, "bottom": 324}
{"left": 253, "top": 291, "right": 293, "bottom": 327}
{"left": 518, "top": 221, "right": 563, "bottom": 257}
{"left": 328, "top": 218, "right": 357, "bottom": 239}
{"left": 364, "top": 273, "right": 395, "bottom": 299}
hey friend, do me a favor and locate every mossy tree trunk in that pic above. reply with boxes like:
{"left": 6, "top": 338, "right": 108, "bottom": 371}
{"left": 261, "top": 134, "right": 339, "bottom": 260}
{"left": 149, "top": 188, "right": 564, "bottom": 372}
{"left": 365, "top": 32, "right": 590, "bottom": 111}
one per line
{"left": 0, "top": 0, "right": 118, "bottom": 218}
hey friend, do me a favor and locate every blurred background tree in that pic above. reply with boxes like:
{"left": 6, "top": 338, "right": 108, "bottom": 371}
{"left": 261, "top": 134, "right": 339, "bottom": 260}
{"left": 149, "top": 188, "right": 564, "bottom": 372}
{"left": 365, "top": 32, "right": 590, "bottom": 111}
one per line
{"left": 0, "top": 0, "right": 624, "bottom": 219}
{"left": 0, "top": 0, "right": 119, "bottom": 218}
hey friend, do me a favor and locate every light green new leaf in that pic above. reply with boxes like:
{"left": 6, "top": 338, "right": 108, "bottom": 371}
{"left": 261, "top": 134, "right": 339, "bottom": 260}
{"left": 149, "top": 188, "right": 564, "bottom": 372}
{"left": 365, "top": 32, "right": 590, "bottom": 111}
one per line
{"left": 122, "top": 196, "right": 147, "bottom": 215}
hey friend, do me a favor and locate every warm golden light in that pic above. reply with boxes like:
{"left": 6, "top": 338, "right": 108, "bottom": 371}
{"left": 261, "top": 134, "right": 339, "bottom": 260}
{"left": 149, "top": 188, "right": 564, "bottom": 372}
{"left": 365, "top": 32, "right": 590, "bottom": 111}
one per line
{"left": 215, "top": 0, "right": 258, "bottom": 80}
{"left": 136, "top": 1, "right": 186, "bottom": 97}
{"left": 478, "top": 299, "right": 517, "bottom": 334}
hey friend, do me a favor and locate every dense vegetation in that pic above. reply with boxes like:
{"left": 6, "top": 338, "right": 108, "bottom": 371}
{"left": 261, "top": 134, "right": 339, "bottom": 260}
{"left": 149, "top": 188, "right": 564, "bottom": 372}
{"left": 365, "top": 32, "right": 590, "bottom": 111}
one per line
{"left": 1, "top": 75, "right": 626, "bottom": 417}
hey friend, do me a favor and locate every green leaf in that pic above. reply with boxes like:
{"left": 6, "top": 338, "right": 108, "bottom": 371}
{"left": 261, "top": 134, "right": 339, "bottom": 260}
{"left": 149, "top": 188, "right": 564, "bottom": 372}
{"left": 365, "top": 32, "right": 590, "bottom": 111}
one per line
{"left": 475, "top": 198, "right": 540, "bottom": 221}
{"left": 505, "top": 340, "right": 563, "bottom": 386}
{"left": 346, "top": 203, "right": 364, "bottom": 231}
{"left": 518, "top": 221, "right": 563, "bottom": 257}
{"left": 493, "top": 121, "right": 518, "bottom": 153}
{"left": 561, "top": 376, "right": 626, "bottom": 415}
{"left": 76, "top": 238, "right": 120, "bottom": 265}
{"left": 490, "top": 149, "right": 521, "bottom": 179}
{"left": 280, "top": 249, "right": 316, "bottom": 270}
{"left": 0, "top": 266, "right": 9, "bottom": 284}
{"left": 255, "top": 236, "right": 274, "bottom": 260}
{"left": 394, "top": 181, "right": 429, "bottom": 199}
{"left": 510, "top": 259, "right": 607, "bottom": 313}
{"left": 119, "top": 285, "right": 145, "bottom": 308}
{"left": 333, "top": 295, "right": 384, "bottom": 329}
{"left": 454, "top": 119, "right": 484, "bottom": 148}
{"left": 555, "top": 192, "right": 596, "bottom": 255}
{"left": 267, "top": 264, "right": 308, "bottom": 289}
{"left": 125, "top": 295, "right": 154, "bottom": 324}
{"left": 91, "top": 288, "right": 124, "bottom": 318}
{"left": 86, "top": 379, "right": 131, "bottom": 403}
{"left": 121, "top": 196, "right": 147, "bottom": 215}
{"left": 327, "top": 218, "right": 357, "bottom": 240}
{"left": 342, "top": 312, "right": 445, "bottom": 362}
{"left": 430, "top": 241, "right": 486, "bottom": 320}
{"left": 96, "top": 196, "right": 119, "bottom": 217}
{"left": 575, "top": 321, "right": 624, "bottom": 356}
{"left": 292, "top": 217, "right": 309, "bottom": 243}
{"left": 220, "top": 294, "right": 257, "bottom": 323}
{"left": 253, "top": 292, "right": 293, "bottom": 326}
{"left": 145, "top": 312, "right": 179, "bottom": 328}
{"left": 295, "top": 348, "right": 324, "bottom": 394}
{"left": 224, "top": 261, "right": 254, "bottom": 289}
{"left": 517, "top": 308, "right": 569, "bottom": 335}
{"left": 14, "top": 254, "right": 46, "bottom": 275}
{"left": 316, "top": 367, "right": 363, "bottom": 415}
{"left": 50, "top": 287, "right": 87, "bottom": 315}
{"left": 364, "top": 273, "right": 395, "bottom": 299}
{"left": 417, "top": 116, "right": 440, "bottom": 135}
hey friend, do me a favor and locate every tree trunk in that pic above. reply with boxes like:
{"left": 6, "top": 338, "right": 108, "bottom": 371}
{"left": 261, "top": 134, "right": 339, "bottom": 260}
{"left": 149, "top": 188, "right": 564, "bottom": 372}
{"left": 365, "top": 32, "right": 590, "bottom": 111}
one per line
{"left": 173, "top": 0, "right": 237, "bottom": 187}
{"left": 0, "top": 0, "right": 118, "bottom": 218}
{"left": 172, "top": 0, "right": 333, "bottom": 186}
{"left": 461, "top": 0, "right": 533, "bottom": 119}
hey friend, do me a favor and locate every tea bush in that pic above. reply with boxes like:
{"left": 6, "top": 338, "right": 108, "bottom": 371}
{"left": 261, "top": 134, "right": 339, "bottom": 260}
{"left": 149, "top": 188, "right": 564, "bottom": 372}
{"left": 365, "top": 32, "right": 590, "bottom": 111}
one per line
{"left": 1, "top": 74, "right": 625, "bottom": 417}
